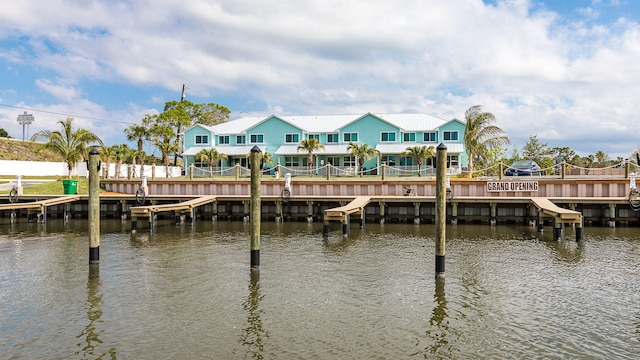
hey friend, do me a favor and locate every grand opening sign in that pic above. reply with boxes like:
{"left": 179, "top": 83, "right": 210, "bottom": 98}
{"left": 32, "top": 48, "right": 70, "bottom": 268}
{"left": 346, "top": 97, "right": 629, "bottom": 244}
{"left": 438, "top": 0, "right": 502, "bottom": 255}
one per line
{"left": 487, "top": 181, "right": 538, "bottom": 192}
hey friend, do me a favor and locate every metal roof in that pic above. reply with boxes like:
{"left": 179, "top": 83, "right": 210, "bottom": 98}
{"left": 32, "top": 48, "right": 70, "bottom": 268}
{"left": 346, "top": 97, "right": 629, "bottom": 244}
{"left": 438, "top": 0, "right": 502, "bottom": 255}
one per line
{"left": 183, "top": 145, "right": 266, "bottom": 156}
{"left": 204, "top": 113, "right": 452, "bottom": 135}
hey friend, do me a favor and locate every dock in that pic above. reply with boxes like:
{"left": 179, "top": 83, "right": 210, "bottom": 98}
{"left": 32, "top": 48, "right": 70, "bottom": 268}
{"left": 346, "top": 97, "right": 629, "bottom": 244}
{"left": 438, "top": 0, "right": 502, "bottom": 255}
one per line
{"left": 0, "top": 195, "right": 80, "bottom": 223}
{"left": 323, "top": 196, "right": 371, "bottom": 236}
{"left": 530, "top": 197, "right": 583, "bottom": 240}
{"left": 130, "top": 195, "right": 217, "bottom": 232}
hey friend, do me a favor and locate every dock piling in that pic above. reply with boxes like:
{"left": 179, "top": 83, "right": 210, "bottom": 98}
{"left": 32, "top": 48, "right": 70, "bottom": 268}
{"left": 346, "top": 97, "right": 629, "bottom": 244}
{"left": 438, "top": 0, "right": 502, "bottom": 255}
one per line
{"left": 435, "top": 143, "right": 447, "bottom": 279}
{"left": 88, "top": 147, "right": 100, "bottom": 265}
{"left": 250, "top": 146, "right": 261, "bottom": 271}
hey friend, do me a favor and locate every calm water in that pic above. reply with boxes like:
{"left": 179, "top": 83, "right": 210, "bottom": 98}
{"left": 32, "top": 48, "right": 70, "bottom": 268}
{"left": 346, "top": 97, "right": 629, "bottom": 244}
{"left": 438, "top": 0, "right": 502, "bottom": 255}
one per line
{"left": 1, "top": 218, "right": 639, "bottom": 359}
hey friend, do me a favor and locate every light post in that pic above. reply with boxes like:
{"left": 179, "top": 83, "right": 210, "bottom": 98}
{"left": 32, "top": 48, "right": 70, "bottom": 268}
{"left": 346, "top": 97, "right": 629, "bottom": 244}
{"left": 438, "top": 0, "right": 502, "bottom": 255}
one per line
{"left": 17, "top": 111, "right": 34, "bottom": 141}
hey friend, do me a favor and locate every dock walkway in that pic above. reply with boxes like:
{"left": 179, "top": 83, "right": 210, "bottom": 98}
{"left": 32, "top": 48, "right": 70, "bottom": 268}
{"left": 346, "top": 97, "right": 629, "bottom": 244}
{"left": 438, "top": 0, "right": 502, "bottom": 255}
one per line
{"left": 530, "top": 197, "right": 583, "bottom": 240}
{"left": 323, "top": 196, "right": 371, "bottom": 237}
{"left": 130, "top": 195, "right": 217, "bottom": 232}
{"left": 0, "top": 195, "right": 80, "bottom": 223}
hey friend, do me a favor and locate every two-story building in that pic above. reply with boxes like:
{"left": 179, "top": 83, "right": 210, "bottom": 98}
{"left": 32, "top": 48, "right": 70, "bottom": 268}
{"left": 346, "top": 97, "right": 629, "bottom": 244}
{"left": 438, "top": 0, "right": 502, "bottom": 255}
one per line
{"left": 181, "top": 113, "right": 467, "bottom": 175}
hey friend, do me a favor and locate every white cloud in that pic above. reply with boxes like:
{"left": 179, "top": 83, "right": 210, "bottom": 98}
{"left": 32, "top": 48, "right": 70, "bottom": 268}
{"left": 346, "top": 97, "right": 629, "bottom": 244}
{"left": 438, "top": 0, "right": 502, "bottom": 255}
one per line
{"left": 1, "top": 0, "right": 640, "bottom": 156}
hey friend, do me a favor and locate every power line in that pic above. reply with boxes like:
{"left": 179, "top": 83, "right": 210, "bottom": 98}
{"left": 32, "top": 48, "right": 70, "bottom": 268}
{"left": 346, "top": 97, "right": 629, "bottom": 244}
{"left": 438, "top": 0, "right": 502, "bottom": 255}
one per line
{"left": 0, "top": 103, "right": 138, "bottom": 125}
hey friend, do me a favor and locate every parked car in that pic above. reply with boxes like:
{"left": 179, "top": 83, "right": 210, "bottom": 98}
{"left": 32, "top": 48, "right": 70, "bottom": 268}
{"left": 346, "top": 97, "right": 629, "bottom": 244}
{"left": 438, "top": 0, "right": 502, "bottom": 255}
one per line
{"left": 505, "top": 160, "right": 542, "bottom": 176}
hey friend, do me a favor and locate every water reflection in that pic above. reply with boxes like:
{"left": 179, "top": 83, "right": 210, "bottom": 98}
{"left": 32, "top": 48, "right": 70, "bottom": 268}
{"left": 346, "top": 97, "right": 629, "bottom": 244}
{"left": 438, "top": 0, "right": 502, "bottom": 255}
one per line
{"left": 425, "top": 278, "right": 454, "bottom": 358}
{"left": 239, "top": 271, "right": 269, "bottom": 359}
{"left": 75, "top": 266, "right": 116, "bottom": 359}
{"left": 542, "top": 235, "right": 585, "bottom": 263}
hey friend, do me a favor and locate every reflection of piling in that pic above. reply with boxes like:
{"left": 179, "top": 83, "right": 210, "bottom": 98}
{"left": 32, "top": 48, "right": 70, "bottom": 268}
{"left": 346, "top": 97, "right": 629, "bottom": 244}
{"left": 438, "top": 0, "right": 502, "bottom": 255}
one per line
{"left": 250, "top": 146, "right": 261, "bottom": 271}
{"left": 435, "top": 143, "right": 447, "bottom": 279}
{"left": 88, "top": 148, "right": 100, "bottom": 265}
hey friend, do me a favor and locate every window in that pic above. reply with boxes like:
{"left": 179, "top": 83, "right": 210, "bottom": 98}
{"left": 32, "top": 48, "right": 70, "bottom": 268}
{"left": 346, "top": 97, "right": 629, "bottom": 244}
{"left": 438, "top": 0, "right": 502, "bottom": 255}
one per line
{"left": 343, "top": 132, "right": 358, "bottom": 142}
{"left": 381, "top": 155, "right": 396, "bottom": 166}
{"left": 447, "top": 155, "right": 459, "bottom": 168}
{"left": 236, "top": 135, "right": 245, "bottom": 144}
{"left": 284, "top": 156, "right": 300, "bottom": 167}
{"left": 195, "top": 135, "right": 209, "bottom": 144}
{"left": 443, "top": 131, "right": 458, "bottom": 141}
{"left": 423, "top": 132, "right": 436, "bottom": 142}
{"left": 218, "top": 135, "right": 230, "bottom": 144}
{"left": 343, "top": 156, "right": 356, "bottom": 167}
{"left": 308, "top": 134, "right": 320, "bottom": 140}
{"left": 381, "top": 132, "right": 396, "bottom": 142}
{"left": 400, "top": 157, "right": 414, "bottom": 166}
{"left": 285, "top": 133, "right": 300, "bottom": 143}
{"left": 250, "top": 134, "right": 264, "bottom": 143}
{"left": 403, "top": 132, "right": 416, "bottom": 142}
{"left": 327, "top": 133, "right": 339, "bottom": 143}
{"left": 327, "top": 156, "right": 340, "bottom": 166}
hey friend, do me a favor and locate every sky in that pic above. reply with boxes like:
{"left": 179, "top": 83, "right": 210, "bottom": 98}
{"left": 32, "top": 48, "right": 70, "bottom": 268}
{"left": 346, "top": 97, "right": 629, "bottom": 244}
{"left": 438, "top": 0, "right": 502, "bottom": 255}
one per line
{"left": 1, "top": 0, "right": 639, "bottom": 159}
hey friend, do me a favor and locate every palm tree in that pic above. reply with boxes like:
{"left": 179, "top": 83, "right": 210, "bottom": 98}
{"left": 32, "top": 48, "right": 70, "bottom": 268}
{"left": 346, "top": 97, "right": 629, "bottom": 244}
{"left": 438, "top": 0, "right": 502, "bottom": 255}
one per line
{"left": 297, "top": 138, "right": 325, "bottom": 176}
{"left": 464, "top": 105, "right": 510, "bottom": 177}
{"left": 125, "top": 123, "right": 149, "bottom": 170}
{"left": 111, "top": 144, "right": 131, "bottom": 179}
{"left": 155, "top": 141, "right": 180, "bottom": 178}
{"left": 402, "top": 145, "right": 436, "bottom": 176}
{"left": 31, "top": 117, "right": 103, "bottom": 178}
{"left": 100, "top": 145, "right": 117, "bottom": 178}
{"left": 196, "top": 147, "right": 228, "bottom": 178}
{"left": 346, "top": 141, "right": 380, "bottom": 177}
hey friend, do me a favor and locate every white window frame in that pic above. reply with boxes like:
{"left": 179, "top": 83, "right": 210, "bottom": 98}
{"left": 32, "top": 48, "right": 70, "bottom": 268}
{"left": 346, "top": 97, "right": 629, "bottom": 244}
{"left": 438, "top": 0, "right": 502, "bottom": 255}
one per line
{"left": 423, "top": 131, "right": 437, "bottom": 142}
{"left": 443, "top": 131, "right": 459, "bottom": 141}
{"left": 218, "top": 135, "right": 230, "bottom": 145}
{"left": 403, "top": 132, "right": 416, "bottom": 142}
{"left": 195, "top": 134, "right": 209, "bottom": 145}
{"left": 250, "top": 134, "right": 264, "bottom": 144}
{"left": 327, "top": 133, "right": 339, "bottom": 143}
{"left": 380, "top": 131, "right": 396, "bottom": 142}
{"left": 285, "top": 133, "right": 300, "bottom": 144}
{"left": 343, "top": 132, "right": 358, "bottom": 143}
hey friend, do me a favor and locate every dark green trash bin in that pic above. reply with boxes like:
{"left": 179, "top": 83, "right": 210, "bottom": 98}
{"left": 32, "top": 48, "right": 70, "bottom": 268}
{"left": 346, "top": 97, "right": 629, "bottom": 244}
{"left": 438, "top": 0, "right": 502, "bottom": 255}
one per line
{"left": 62, "top": 179, "right": 79, "bottom": 194}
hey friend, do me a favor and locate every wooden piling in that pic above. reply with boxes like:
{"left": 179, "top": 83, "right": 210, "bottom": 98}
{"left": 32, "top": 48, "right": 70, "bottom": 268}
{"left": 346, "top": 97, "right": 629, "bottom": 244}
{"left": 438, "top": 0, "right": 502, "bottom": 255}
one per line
{"left": 435, "top": 143, "right": 447, "bottom": 279}
{"left": 88, "top": 148, "right": 100, "bottom": 265}
{"left": 250, "top": 146, "right": 261, "bottom": 271}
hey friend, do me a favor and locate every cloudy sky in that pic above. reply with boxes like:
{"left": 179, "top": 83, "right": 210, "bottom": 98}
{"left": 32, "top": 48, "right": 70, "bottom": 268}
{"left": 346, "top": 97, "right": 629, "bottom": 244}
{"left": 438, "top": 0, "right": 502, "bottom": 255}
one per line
{"left": 1, "top": 0, "right": 639, "bottom": 158}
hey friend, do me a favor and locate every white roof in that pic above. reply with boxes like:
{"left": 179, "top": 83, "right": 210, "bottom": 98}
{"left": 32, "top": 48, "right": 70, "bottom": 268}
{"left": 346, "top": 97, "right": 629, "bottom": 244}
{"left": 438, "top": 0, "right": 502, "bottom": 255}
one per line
{"left": 182, "top": 146, "right": 211, "bottom": 156}
{"left": 208, "top": 113, "right": 452, "bottom": 135}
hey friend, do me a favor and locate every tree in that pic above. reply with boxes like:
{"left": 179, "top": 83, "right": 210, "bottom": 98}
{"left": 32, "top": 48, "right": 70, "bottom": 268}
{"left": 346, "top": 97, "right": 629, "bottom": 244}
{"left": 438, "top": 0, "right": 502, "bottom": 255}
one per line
{"left": 464, "top": 105, "right": 510, "bottom": 177}
{"left": 125, "top": 123, "right": 150, "bottom": 170}
{"left": 521, "top": 135, "right": 552, "bottom": 165}
{"left": 402, "top": 145, "right": 436, "bottom": 177}
{"left": 594, "top": 150, "right": 609, "bottom": 167}
{"left": 196, "top": 147, "right": 228, "bottom": 178}
{"left": 100, "top": 145, "right": 117, "bottom": 178}
{"left": 0, "top": 128, "right": 9, "bottom": 138}
{"left": 297, "top": 138, "right": 325, "bottom": 176}
{"left": 347, "top": 141, "right": 379, "bottom": 176}
{"left": 153, "top": 100, "right": 231, "bottom": 166}
{"left": 111, "top": 144, "right": 131, "bottom": 179}
{"left": 31, "top": 117, "right": 103, "bottom": 178}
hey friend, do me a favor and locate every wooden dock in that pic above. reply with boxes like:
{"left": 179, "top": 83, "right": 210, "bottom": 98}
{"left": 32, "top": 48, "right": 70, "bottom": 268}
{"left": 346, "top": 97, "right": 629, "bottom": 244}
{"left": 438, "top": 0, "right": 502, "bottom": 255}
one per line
{"left": 323, "top": 196, "right": 371, "bottom": 237}
{"left": 530, "top": 197, "right": 583, "bottom": 240}
{"left": 130, "top": 195, "right": 217, "bottom": 232}
{"left": 0, "top": 195, "right": 80, "bottom": 223}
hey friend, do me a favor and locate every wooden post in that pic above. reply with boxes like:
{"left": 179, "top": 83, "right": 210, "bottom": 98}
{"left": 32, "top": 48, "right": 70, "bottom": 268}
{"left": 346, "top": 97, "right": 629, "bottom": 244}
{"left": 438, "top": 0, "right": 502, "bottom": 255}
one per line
{"left": 151, "top": 164, "right": 156, "bottom": 180}
{"left": 235, "top": 163, "right": 240, "bottom": 181}
{"left": 307, "top": 201, "right": 314, "bottom": 222}
{"left": 379, "top": 201, "right": 385, "bottom": 224}
{"left": 561, "top": 161, "right": 566, "bottom": 179}
{"left": 576, "top": 217, "right": 584, "bottom": 242}
{"left": 250, "top": 146, "right": 261, "bottom": 271}
{"left": 608, "top": 203, "right": 616, "bottom": 227}
{"left": 451, "top": 202, "right": 458, "bottom": 225}
{"left": 490, "top": 202, "right": 497, "bottom": 225}
{"left": 88, "top": 148, "right": 100, "bottom": 265}
{"left": 499, "top": 162, "right": 503, "bottom": 180}
{"left": 326, "top": 163, "right": 331, "bottom": 180}
{"left": 212, "top": 201, "right": 218, "bottom": 221}
{"left": 190, "top": 164, "right": 194, "bottom": 180}
{"left": 625, "top": 159, "right": 629, "bottom": 179}
{"left": 381, "top": 163, "right": 386, "bottom": 181}
{"left": 435, "top": 143, "right": 447, "bottom": 279}
{"left": 414, "top": 202, "right": 421, "bottom": 224}
{"left": 553, "top": 218, "right": 562, "bottom": 241}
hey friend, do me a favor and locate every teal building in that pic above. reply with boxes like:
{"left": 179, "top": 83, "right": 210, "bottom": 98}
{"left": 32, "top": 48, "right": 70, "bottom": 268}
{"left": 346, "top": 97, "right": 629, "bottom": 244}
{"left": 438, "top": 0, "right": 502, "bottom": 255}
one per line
{"left": 181, "top": 113, "right": 467, "bottom": 175}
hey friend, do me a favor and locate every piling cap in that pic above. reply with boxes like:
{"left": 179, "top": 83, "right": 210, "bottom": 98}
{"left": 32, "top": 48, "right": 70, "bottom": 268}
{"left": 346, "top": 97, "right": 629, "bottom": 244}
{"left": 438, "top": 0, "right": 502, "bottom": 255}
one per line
{"left": 437, "top": 143, "right": 447, "bottom": 150}
{"left": 89, "top": 147, "right": 100, "bottom": 155}
{"left": 250, "top": 145, "right": 262, "bottom": 153}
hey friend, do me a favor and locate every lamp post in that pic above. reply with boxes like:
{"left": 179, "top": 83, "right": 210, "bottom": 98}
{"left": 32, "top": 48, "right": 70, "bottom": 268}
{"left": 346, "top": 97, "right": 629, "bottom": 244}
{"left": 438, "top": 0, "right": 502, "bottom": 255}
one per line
{"left": 17, "top": 111, "right": 34, "bottom": 141}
